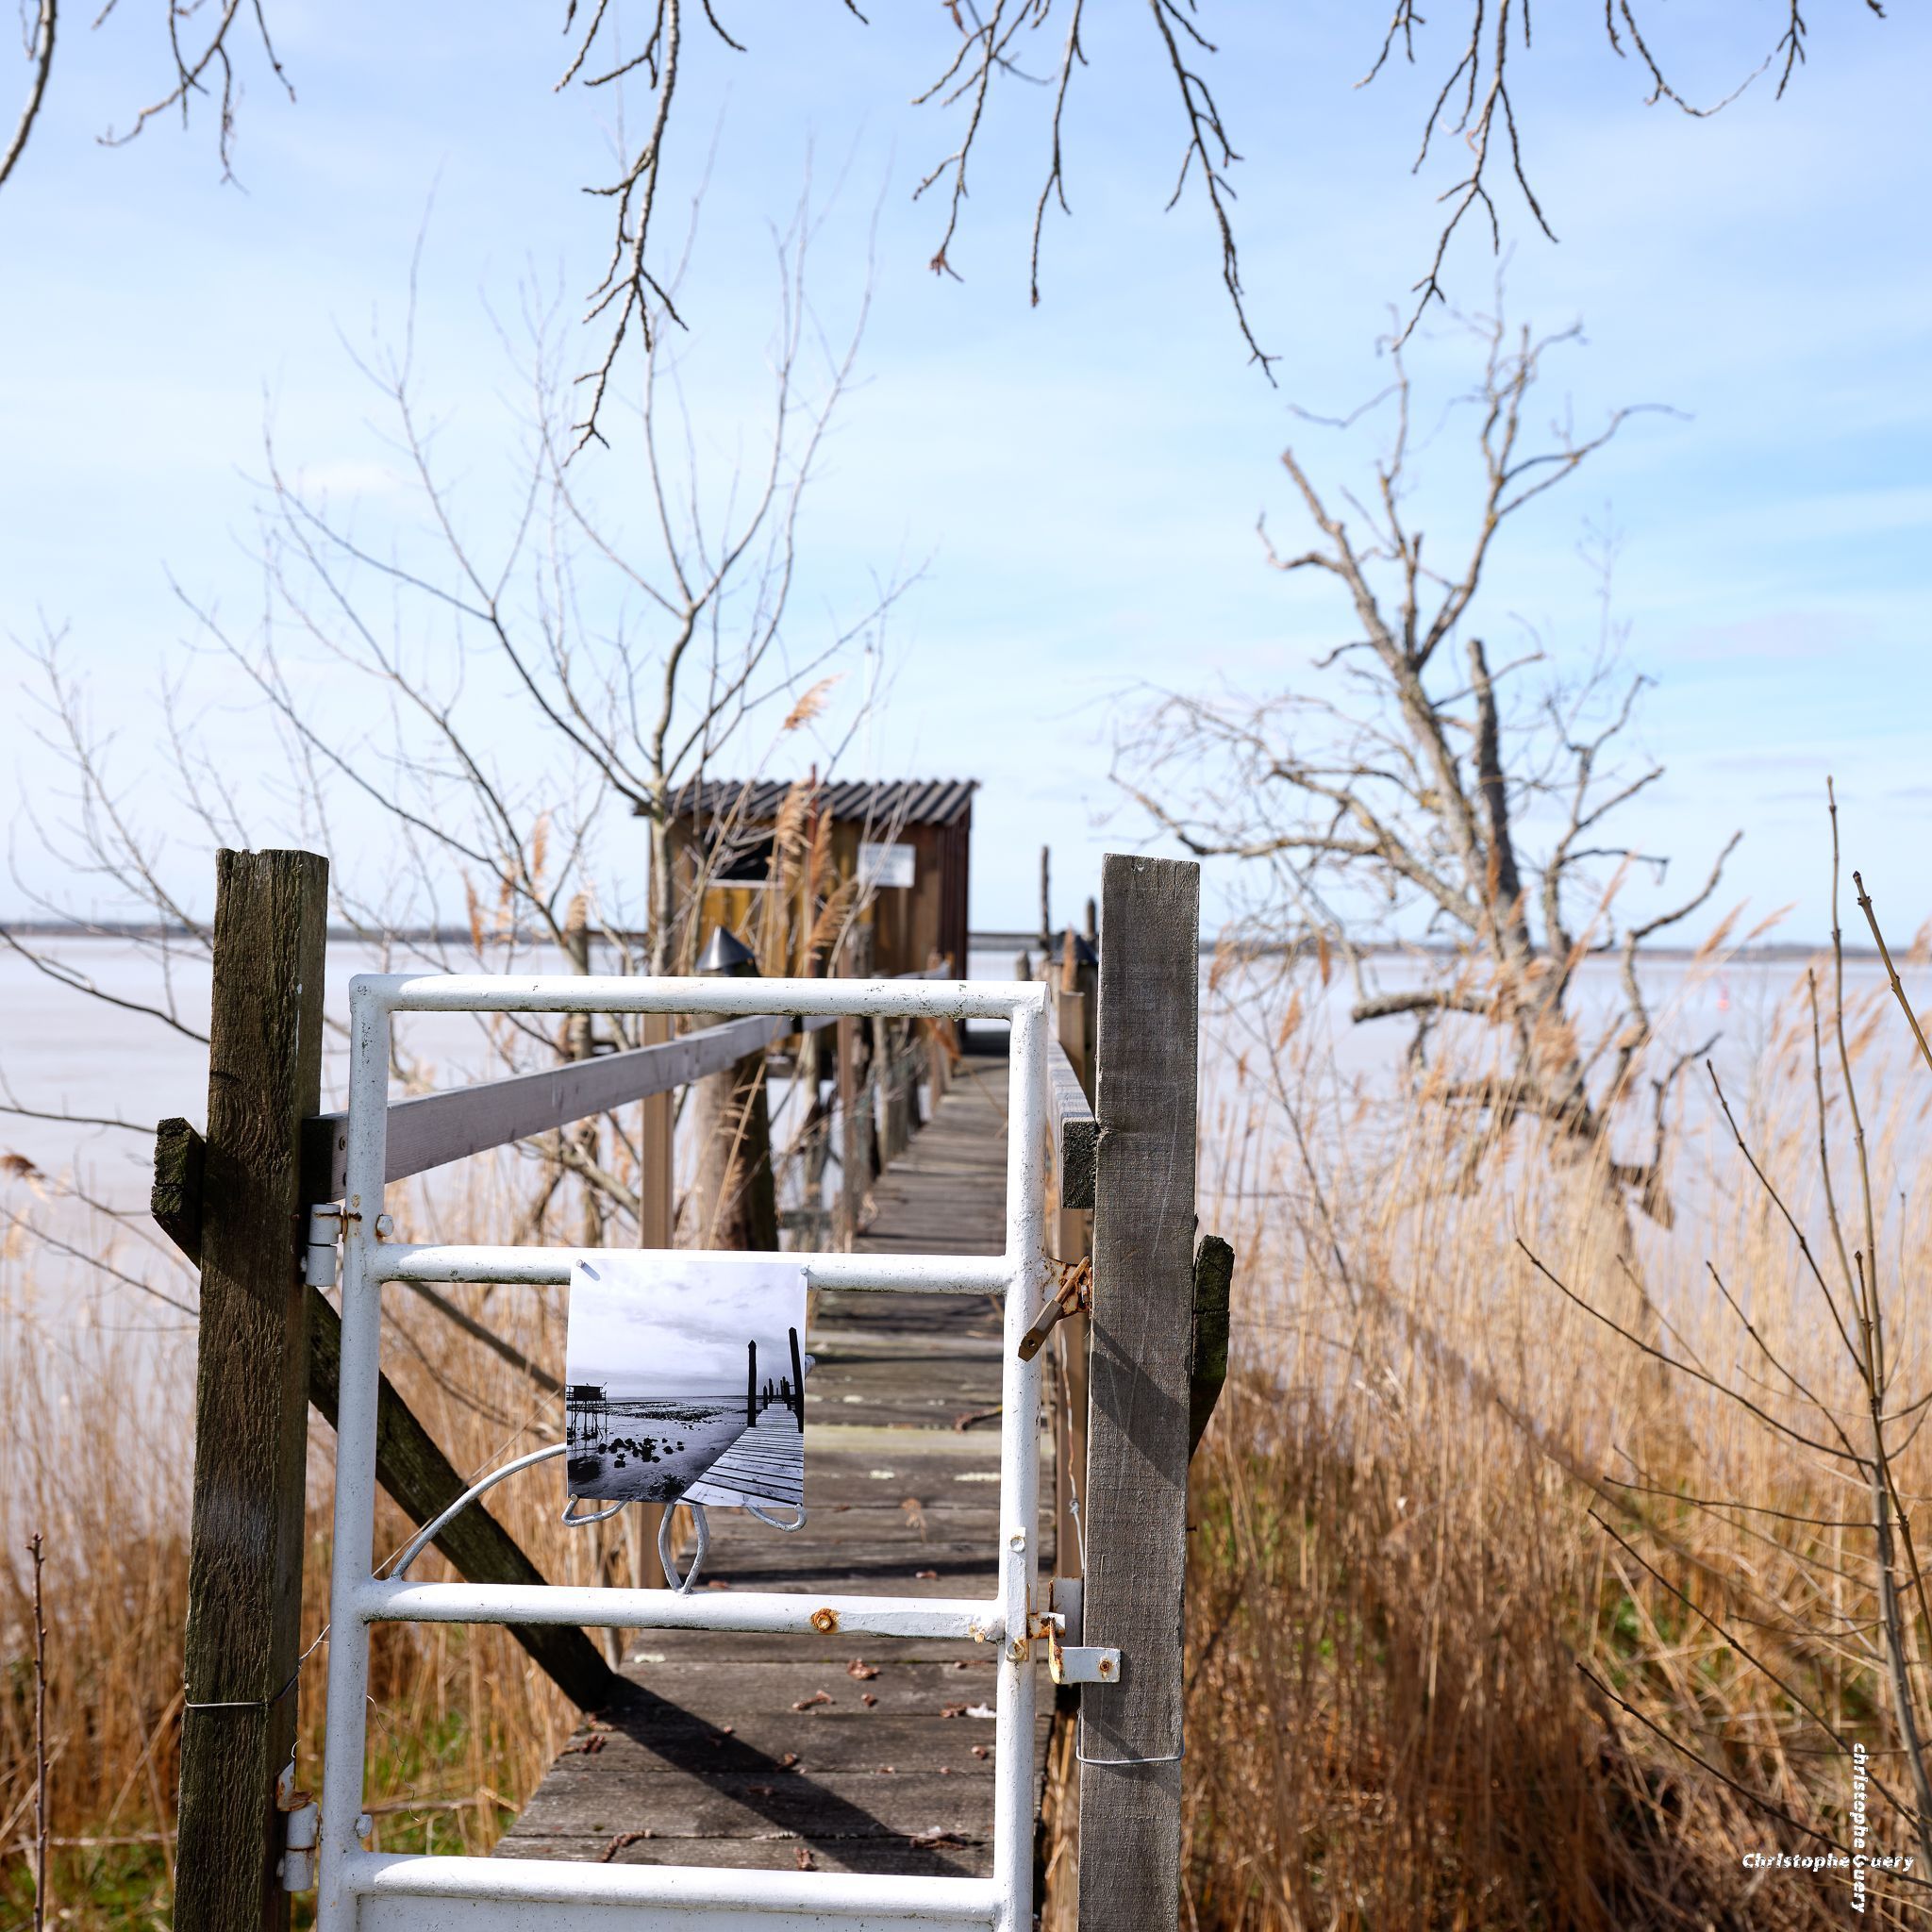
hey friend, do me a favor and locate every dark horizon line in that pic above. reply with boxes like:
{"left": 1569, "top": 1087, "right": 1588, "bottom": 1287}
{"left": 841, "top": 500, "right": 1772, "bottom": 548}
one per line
{"left": 0, "top": 918, "right": 1882, "bottom": 962}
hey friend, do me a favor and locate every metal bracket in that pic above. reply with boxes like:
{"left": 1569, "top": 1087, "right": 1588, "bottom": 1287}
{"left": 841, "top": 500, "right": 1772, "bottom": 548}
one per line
{"left": 1043, "top": 1576, "right": 1120, "bottom": 1687}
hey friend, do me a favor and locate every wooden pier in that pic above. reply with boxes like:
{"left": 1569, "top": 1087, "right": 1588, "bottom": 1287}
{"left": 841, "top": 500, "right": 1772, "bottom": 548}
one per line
{"left": 161, "top": 848, "right": 1205, "bottom": 1931}
{"left": 497, "top": 1052, "right": 1058, "bottom": 1876}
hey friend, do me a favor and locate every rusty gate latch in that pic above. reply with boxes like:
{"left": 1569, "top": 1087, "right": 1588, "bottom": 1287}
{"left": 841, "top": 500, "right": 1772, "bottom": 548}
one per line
{"left": 1039, "top": 1576, "right": 1119, "bottom": 1687}
{"left": 1016, "top": 1257, "right": 1091, "bottom": 1361}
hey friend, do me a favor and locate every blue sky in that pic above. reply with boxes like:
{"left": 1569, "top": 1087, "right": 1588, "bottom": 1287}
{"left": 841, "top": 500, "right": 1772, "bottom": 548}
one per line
{"left": 1, "top": 3, "right": 1926, "bottom": 942}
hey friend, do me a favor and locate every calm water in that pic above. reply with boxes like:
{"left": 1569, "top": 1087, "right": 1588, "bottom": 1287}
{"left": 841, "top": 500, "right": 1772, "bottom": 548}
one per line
{"left": 0, "top": 934, "right": 1917, "bottom": 1336}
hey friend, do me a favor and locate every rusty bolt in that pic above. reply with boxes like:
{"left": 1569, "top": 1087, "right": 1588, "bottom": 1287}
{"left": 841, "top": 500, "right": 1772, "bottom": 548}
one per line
{"left": 809, "top": 1607, "right": 840, "bottom": 1634}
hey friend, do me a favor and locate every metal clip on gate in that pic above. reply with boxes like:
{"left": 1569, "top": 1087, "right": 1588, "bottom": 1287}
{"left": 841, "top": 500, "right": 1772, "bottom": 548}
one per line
{"left": 314, "top": 971, "right": 1053, "bottom": 1932}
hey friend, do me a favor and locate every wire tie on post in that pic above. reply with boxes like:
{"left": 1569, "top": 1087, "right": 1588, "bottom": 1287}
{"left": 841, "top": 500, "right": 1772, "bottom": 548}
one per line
{"left": 1075, "top": 1745, "right": 1185, "bottom": 1767}
{"left": 184, "top": 1623, "right": 328, "bottom": 1712}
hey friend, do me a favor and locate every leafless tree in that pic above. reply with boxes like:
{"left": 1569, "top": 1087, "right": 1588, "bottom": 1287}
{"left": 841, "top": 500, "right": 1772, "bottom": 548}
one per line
{"left": 0, "top": 4, "right": 1893, "bottom": 430}
{"left": 0, "top": 0, "right": 55, "bottom": 194}
{"left": 1116, "top": 305, "right": 1740, "bottom": 1224}
{"left": 2, "top": 185, "right": 901, "bottom": 1267}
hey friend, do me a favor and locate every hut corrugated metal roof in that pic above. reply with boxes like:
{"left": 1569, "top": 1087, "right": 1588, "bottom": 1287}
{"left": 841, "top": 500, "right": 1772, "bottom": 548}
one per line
{"left": 657, "top": 778, "right": 976, "bottom": 829}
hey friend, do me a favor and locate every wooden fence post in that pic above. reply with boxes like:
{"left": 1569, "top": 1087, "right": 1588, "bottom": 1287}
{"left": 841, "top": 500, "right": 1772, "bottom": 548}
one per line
{"left": 634, "top": 1008, "right": 674, "bottom": 1588}
{"left": 874, "top": 1013, "right": 908, "bottom": 1161}
{"left": 1051, "top": 969, "right": 1093, "bottom": 1588}
{"left": 835, "top": 1002, "right": 860, "bottom": 1252}
{"left": 689, "top": 928, "right": 778, "bottom": 1252}
{"left": 637, "top": 1010, "right": 675, "bottom": 1250}
{"left": 1076, "top": 853, "right": 1199, "bottom": 1932}
{"left": 176, "top": 849, "right": 328, "bottom": 1932}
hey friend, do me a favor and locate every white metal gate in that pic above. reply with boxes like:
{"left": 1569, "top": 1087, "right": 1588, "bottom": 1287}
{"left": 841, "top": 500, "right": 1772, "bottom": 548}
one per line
{"left": 315, "top": 970, "right": 1051, "bottom": 1932}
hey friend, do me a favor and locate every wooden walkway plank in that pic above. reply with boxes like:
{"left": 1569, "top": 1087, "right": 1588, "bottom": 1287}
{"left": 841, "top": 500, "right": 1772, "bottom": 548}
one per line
{"left": 494, "top": 1053, "right": 1054, "bottom": 1876}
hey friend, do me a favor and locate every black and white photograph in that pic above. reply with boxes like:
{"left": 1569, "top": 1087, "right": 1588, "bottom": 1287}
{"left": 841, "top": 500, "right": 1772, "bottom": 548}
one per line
{"left": 563, "top": 1254, "right": 810, "bottom": 1512}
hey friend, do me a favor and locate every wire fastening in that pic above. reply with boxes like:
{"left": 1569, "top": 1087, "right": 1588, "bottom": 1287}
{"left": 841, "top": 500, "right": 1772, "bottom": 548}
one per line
{"left": 393, "top": 1443, "right": 566, "bottom": 1581}
{"left": 658, "top": 1502, "right": 710, "bottom": 1592}
{"left": 744, "top": 1500, "right": 807, "bottom": 1532}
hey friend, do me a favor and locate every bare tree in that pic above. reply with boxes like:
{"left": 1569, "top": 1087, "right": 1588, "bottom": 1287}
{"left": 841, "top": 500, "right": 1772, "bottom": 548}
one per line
{"left": 2, "top": 186, "right": 901, "bottom": 1262}
{"left": 0, "top": 5, "right": 1893, "bottom": 432}
{"left": 1116, "top": 306, "right": 1740, "bottom": 1223}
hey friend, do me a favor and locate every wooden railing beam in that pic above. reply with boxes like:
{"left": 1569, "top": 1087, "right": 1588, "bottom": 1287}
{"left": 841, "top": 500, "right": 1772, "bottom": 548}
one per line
{"left": 1047, "top": 1034, "right": 1097, "bottom": 1211}
{"left": 301, "top": 967, "right": 957, "bottom": 1202}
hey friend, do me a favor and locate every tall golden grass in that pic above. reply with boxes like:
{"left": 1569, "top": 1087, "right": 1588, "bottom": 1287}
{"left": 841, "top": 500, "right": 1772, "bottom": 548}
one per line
{"left": 5, "top": 950, "right": 1930, "bottom": 1926}
{"left": 1181, "top": 943, "right": 1932, "bottom": 1928}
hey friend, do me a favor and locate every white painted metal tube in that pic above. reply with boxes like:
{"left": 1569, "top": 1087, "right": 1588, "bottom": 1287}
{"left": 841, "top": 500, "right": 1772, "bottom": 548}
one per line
{"left": 358, "top": 1579, "right": 1004, "bottom": 1643}
{"left": 992, "top": 988, "right": 1049, "bottom": 1932}
{"left": 375, "top": 1241, "right": 1014, "bottom": 1295}
{"left": 355, "top": 971, "right": 1031, "bottom": 1022}
{"left": 314, "top": 968, "right": 1052, "bottom": 1928}
{"left": 317, "top": 978, "right": 399, "bottom": 1932}
{"left": 348, "top": 1851, "right": 1001, "bottom": 1922}
{"left": 391, "top": 1443, "right": 565, "bottom": 1581}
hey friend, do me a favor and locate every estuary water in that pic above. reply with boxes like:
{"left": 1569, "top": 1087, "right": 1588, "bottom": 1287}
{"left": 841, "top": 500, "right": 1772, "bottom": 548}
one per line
{"left": 0, "top": 932, "right": 1915, "bottom": 1340}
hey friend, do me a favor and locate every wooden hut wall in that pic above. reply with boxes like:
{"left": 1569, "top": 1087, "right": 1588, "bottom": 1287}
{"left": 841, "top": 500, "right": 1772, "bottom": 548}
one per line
{"left": 665, "top": 795, "right": 973, "bottom": 979}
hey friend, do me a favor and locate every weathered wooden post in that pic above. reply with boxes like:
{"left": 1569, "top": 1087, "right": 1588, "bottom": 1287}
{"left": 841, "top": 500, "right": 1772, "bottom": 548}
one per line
{"left": 834, "top": 928, "right": 878, "bottom": 1246}
{"left": 689, "top": 926, "right": 778, "bottom": 1251}
{"left": 835, "top": 997, "right": 861, "bottom": 1252}
{"left": 636, "top": 1010, "right": 675, "bottom": 1249}
{"left": 924, "top": 948, "right": 953, "bottom": 1103}
{"left": 1052, "top": 932, "right": 1095, "bottom": 1585}
{"left": 177, "top": 849, "right": 327, "bottom": 1932}
{"left": 876, "top": 1013, "right": 910, "bottom": 1161}
{"left": 561, "top": 892, "right": 603, "bottom": 1247}
{"left": 1063, "top": 926, "right": 1098, "bottom": 1074}
{"left": 1076, "top": 853, "right": 1200, "bottom": 1932}
{"left": 632, "top": 1009, "right": 675, "bottom": 1594}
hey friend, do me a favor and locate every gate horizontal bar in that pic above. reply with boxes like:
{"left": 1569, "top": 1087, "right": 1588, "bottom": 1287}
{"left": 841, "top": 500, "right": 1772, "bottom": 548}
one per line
{"left": 358, "top": 970, "right": 1038, "bottom": 1021}
{"left": 348, "top": 1852, "right": 1000, "bottom": 1926}
{"left": 374, "top": 1243, "right": 1015, "bottom": 1295}
{"left": 306, "top": 966, "right": 971, "bottom": 1202}
{"left": 358, "top": 1579, "right": 1004, "bottom": 1643}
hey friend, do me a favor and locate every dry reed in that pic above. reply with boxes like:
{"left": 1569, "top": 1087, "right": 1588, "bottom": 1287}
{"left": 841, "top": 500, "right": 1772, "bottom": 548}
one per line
{"left": 6, "top": 951, "right": 1932, "bottom": 1927}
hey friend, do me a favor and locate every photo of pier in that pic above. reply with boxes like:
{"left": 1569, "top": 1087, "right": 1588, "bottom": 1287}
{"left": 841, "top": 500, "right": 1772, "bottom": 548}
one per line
{"left": 562, "top": 1254, "right": 810, "bottom": 1510}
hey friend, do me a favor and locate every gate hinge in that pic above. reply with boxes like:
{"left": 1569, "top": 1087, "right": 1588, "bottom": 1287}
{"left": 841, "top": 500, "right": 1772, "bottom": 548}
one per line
{"left": 276, "top": 1760, "right": 319, "bottom": 1891}
{"left": 1042, "top": 1576, "right": 1120, "bottom": 1687}
{"left": 303, "top": 1203, "right": 342, "bottom": 1289}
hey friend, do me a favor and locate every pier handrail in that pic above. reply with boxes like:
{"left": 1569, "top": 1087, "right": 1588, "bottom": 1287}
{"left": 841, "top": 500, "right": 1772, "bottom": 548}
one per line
{"left": 301, "top": 963, "right": 953, "bottom": 1202}
{"left": 1047, "top": 1032, "right": 1097, "bottom": 1211}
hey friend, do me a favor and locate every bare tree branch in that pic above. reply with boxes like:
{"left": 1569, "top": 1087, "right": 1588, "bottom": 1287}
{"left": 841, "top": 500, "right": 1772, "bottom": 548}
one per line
{"left": 0, "top": 0, "right": 55, "bottom": 193}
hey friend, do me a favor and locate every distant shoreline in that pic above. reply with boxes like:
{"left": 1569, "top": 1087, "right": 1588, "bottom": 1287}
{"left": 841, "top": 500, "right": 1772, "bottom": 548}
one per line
{"left": 0, "top": 919, "right": 1876, "bottom": 962}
